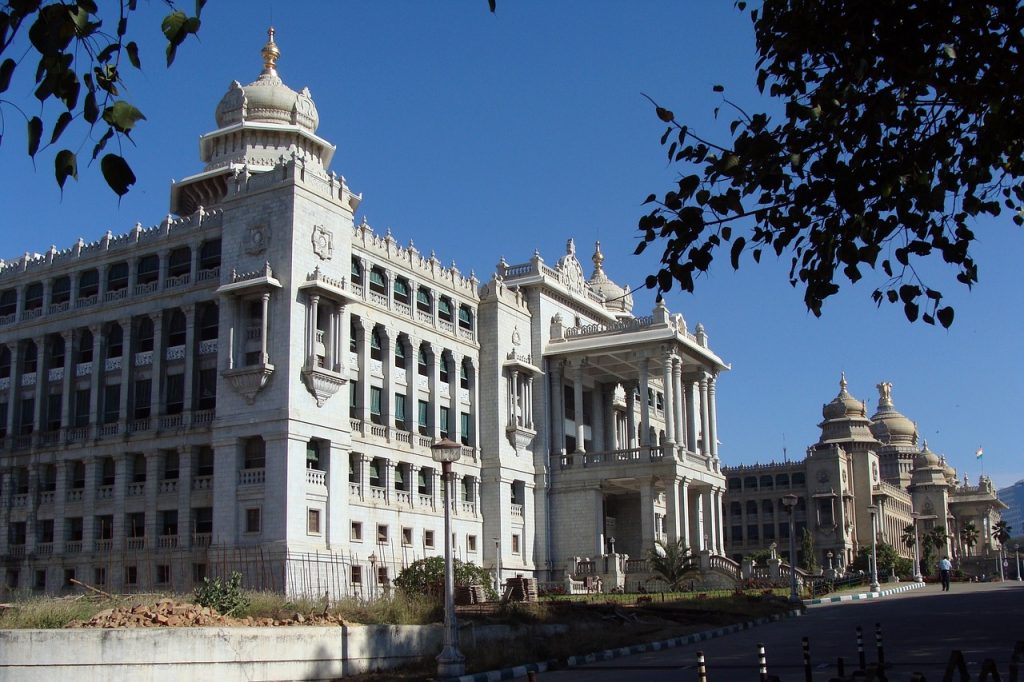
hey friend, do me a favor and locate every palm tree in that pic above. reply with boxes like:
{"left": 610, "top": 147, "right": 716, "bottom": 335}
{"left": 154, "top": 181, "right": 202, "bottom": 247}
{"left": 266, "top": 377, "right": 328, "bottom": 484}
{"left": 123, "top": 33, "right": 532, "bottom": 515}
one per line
{"left": 960, "top": 521, "right": 979, "bottom": 557}
{"left": 901, "top": 524, "right": 916, "bottom": 552}
{"left": 993, "top": 520, "right": 1012, "bottom": 546}
{"left": 648, "top": 539, "right": 699, "bottom": 590}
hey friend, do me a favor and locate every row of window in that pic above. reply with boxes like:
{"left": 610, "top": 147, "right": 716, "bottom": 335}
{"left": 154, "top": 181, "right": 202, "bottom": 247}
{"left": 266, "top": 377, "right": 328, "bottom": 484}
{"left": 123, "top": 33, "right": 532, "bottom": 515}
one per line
{"left": 7, "top": 507, "right": 210, "bottom": 545}
{"left": 0, "top": 240, "right": 221, "bottom": 316}
{"left": 728, "top": 521, "right": 808, "bottom": 543}
{"left": 728, "top": 497, "right": 807, "bottom": 516}
{"left": 727, "top": 472, "right": 806, "bottom": 491}
{"left": 351, "top": 259, "right": 474, "bottom": 330}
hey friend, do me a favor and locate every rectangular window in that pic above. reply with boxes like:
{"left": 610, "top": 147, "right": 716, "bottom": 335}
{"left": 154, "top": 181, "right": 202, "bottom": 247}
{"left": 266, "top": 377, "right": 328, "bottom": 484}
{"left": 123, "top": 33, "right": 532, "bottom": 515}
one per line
{"left": 731, "top": 526, "right": 743, "bottom": 543}
{"left": 376, "top": 524, "right": 388, "bottom": 543}
{"left": 102, "top": 384, "right": 120, "bottom": 424}
{"left": 368, "top": 458, "right": 381, "bottom": 487}
{"left": 511, "top": 534, "right": 521, "bottom": 555}
{"left": 74, "top": 388, "right": 90, "bottom": 427}
{"left": 351, "top": 521, "right": 363, "bottom": 541}
{"left": 417, "top": 400, "right": 429, "bottom": 435}
{"left": 377, "top": 566, "right": 388, "bottom": 585}
{"left": 351, "top": 565, "right": 363, "bottom": 585}
{"left": 126, "top": 512, "right": 145, "bottom": 538}
{"left": 156, "top": 565, "right": 171, "bottom": 585}
{"left": 193, "top": 507, "right": 213, "bottom": 534}
{"left": 95, "top": 515, "right": 113, "bottom": 540}
{"left": 394, "top": 394, "right": 406, "bottom": 428}
{"left": 424, "top": 530, "right": 435, "bottom": 549}
{"left": 124, "top": 565, "right": 138, "bottom": 586}
{"left": 307, "top": 508, "right": 321, "bottom": 535}
{"left": 197, "top": 368, "right": 217, "bottom": 410}
{"left": 460, "top": 412, "right": 471, "bottom": 446}
{"left": 747, "top": 524, "right": 759, "bottom": 541}
{"left": 165, "top": 373, "right": 184, "bottom": 414}
{"left": 245, "top": 507, "right": 261, "bottom": 534}
{"left": 370, "top": 386, "right": 382, "bottom": 424}
{"left": 563, "top": 385, "right": 575, "bottom": 420}
{"left": 439, "top": 406, "right": 450, "bottom": 439}
{"left": 19, "top": 396, "right": 34, "bottom": 434}
{"left": 133, "top": 379, "right": 151, "bottom": 419}
{"left": 163, "top": 450, "right": 179, "bottom": 480}
{"left": 94, "top": 566, "right": 106, "bottom": 586}
{"left": 349, "top": 381, "right": 359, "bottom": 418}
{"left": 46, "top": 393, "right": 62, "bottom": 431}
{"left": 402, "top": 527, "right": 413, "bottom": 546}
{"left": 467, "top": 535, "right": 477, "bottom": 552}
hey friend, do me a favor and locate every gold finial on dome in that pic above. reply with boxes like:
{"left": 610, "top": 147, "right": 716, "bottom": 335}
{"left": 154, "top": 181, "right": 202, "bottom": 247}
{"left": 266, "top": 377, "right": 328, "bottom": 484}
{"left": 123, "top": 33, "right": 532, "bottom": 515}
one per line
{"left": 592, "top": 240, "right": 605, "bottom": 273}
{"left": 261, "top": 27, "right": 280, "bottom": 76}
{"left": 839, "top": 371, "right": 848, "bottom": 394}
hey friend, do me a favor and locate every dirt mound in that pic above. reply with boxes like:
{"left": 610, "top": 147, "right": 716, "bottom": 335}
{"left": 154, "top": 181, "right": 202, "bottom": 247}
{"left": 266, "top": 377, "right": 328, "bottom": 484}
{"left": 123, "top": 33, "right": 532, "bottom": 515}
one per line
{"left": 66, "top": 599, "right": 351, "bottom": 628}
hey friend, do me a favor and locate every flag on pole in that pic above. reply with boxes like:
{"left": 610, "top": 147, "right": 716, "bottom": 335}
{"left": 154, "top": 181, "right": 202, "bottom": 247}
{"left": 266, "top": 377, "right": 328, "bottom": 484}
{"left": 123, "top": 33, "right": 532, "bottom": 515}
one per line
{"left": 975, "top": 447, "right": 984, "bottom": 459}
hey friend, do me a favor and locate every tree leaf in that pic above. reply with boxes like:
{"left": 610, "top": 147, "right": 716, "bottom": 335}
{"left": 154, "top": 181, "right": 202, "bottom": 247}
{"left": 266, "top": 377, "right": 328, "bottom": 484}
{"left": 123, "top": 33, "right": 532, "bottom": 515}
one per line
{"left": 936, "top": 306, "right": 954, "bottom": 329}
{"left": 50, "top": 111, "right": 73, "bottom": 144}
{"left": 100, "top": 153, "right": 136, "bottom": 196}
{"left": 0, "top": 58, "right": 15, "bottom": 94}
{"left": 101, "top": 100, "right": 146, "bottom": 133}
{"left": 125, "top": 41, "right": 141, "bottom": 69}
{"left": 54, "top": 149, "right": 77, "bottom": 189}
{"left": 27, "top": 116, "right": 42, "bottom": 157}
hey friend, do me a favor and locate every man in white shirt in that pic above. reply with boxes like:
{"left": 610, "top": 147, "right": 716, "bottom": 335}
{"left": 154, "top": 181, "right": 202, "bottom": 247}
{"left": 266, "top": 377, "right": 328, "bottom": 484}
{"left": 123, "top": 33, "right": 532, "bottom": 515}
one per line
{"left": 939, "top": 557, "right": 952, "bottom": 591}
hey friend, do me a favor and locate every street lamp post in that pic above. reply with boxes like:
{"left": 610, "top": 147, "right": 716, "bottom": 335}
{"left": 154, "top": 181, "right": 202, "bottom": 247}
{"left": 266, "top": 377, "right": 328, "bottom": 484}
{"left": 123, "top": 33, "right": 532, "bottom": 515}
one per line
{"left": 493, "top": 537, "right": 501, "bottom": 596}
{"left": 867, "top": 505, "right": 880, "bottom": 592}
{"left": 911, "top": 512, "right": 923, "bottom": 583}
{"left": 368, "top": 552, "right": 377, "bottom": 600}
{"left": 431, "top": 438, "right": 465, "bottom": 678}
{"left": 1015, "top": 544, "right": 1022, "bottom": 582}
{"left": 781, "top": 493, "right": 800, "bottom": 605}
{"left": 827, "top": 550, "right": 834, "bottom": 573}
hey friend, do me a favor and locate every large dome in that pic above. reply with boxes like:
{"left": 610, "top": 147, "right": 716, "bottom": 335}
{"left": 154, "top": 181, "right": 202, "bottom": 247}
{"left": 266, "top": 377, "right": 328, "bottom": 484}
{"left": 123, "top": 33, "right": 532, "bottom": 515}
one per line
{"left": 588, "top": 241, "right": 633, "bottom": 316}
{"left": 869, "top": 381, "right": 917, "bottom": 446}
{"left": 214, "top": 28, "right": 319, "bottom": 133}
{"left": 821, "top": 373, "right": 866, "bottom": 421}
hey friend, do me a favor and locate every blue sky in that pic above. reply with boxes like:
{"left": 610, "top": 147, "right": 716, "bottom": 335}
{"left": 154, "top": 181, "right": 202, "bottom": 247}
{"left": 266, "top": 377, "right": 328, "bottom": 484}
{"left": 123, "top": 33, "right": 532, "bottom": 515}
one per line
{"left": 1, "top": 2, "right": 1020, "bottom": 489}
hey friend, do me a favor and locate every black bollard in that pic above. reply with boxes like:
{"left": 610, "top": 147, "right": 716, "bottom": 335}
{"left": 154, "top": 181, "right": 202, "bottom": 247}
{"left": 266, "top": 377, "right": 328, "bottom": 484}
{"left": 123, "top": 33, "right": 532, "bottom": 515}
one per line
{"left": 527, "top": 672, "right": 537, "bottom": 682}
{"left": 697, "top": 650, "right": 708, "bottom": 682}
{"left": 803, "top": 637, "right": 812, "bottom": 682}
{"left": 758, "top": 643, "right": 768, "bottom": 682}
{"left": 857, "top": 626, "right": 866, "bottom": 670}
{"left": 876, "top": 622, "right": 886, "bottom": 668}
{"left": 838, "top": 656, "right": 845, "bottom": 677}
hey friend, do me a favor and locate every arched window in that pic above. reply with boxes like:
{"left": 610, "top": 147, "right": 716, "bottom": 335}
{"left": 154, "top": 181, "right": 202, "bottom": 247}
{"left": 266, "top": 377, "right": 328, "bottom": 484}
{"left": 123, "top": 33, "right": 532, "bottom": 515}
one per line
{"left": 199, "top": 239, "right": 221, "bottom": 270}
{"left": 460, "top": 360, "right": 470, "bottom": 389}
{"left": 369, "top": 266, "right": 387, "bottom": 296}
{"left": 0, "top": 289, "right": 15, "bottom": 316}
{"left": 105, "top": 323, "right": 123, "bottom": 358}
{"left": 78, "top": 329, "right": 94, "bottom": 363}
{"left": 136, "top": 317, "right": 154, "bottom": 353}
{"left": 762, "top": 499, "right": 774, "bottom": 513}
{"left": 439, "top": 353, "right": 450, "bottom": 383}
{"left": 47, "top": 334, "right": 64, "bottom": 368}
{"left": 728, "top": 477, "right": 742, "bottom": 491}
{"left": 370, "top": 328, "right": 382, "bottom": 361}
{"left": 458, "top": 304, "right": 473, "bottom": 330}
{"left": 350, "top": 258, "right": 363, "bottom": 286}
{"left": 416, "top": 287, "right": 432, "bottom": 313}
{"left": 24, "top": 282, "right": 43, "bottom": 311}
{"left": 792, "top": 472, "right": 805, "bottom": 486}
{"left": 78, "top": 269, "right": 99, "bottom": 299}
{"left": 394, "top": 277, "right": 410, "bottom": 305}
{"left": 52, "top": 276, "right": 71, "bottom": 304}
{"left": 730, "top": 501, "right": 742, "bottom": 515}
{"left": 22, "top": 340, "right": 37, "bottom": 373}
{"left": 417, "top": 345, "right": 429, "bottom": 377}
{"left": 137, "top": 254, "right": 159, "bottom": 285}
{"left": 438, "top": 296, "right": 453, "bottom": 322}
{"left": 744, "top": 476, "right": 758, "bottom": 490}
{"left": 760, "top": 475, "right": 774, "bottom": 489}
{"left": 167, "top": 310, "right": 186, "bottom": 347}
{"left": 0, "top": 346, "right": 11, "bottom": 378}
{"left": 107, "top": 261, "right": 129, "bottom": 291}
{"left": 776, "top": 473, "right": 790, "bottom": 488}
{"left": 199, "top": 304, "right": 219, "bottom": 341}
{"left": 168, "top": 246, "right": 191, "bottom": 277}
{"left": 394, "top": 337, "right": 407, "bottom": 369}
{"left": 746, "top": 500, "right": 758, "bottom": 515}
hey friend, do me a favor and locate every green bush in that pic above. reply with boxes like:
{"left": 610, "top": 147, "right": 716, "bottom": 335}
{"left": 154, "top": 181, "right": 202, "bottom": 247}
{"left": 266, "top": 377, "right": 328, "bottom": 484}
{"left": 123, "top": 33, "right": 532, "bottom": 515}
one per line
{"left": 194, "top": 571, "right": 250, "bottom": 615}
{"left": 394, "top": 557, "right": 497, "bottom": 601}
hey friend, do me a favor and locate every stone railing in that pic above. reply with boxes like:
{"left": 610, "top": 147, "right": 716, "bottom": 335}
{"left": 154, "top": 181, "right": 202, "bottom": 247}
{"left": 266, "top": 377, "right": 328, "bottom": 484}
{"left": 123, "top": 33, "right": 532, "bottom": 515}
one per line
{"left": 238, "top": 468, "right": 265, "bottom": 486}
{"left": 565, "top": 315, "right": 655, "bottom": 339}
{"left": 192, "top": 475, "right": 212, "bottom": 491}
{"left": 306, "top": 469, "right": 326, "bottom": 487}
{"left": 192, "top": 533, "right": 212, "bottom": 548}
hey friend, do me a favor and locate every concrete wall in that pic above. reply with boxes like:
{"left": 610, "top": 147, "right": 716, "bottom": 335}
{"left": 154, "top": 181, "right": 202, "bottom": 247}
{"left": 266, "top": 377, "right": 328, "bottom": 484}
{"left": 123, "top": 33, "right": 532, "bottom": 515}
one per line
{"left": 0, "top": 623, "right": 567, "bottom": 681}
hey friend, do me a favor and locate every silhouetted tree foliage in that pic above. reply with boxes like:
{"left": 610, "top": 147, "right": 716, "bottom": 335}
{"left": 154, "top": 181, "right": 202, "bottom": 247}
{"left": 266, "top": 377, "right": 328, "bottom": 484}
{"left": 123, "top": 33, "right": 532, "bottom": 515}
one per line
{"left": 637, "top": 1, "right": 1024, "bottom": 326}
{"left": 0, "top": 0, "right": 203, "bottom": 196}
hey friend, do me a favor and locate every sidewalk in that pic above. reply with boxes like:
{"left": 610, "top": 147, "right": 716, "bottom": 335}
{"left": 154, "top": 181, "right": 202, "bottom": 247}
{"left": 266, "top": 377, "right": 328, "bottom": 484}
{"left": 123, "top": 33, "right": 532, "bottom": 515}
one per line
{"left": 803, "top": 580, "right": 926, "bottom": 606}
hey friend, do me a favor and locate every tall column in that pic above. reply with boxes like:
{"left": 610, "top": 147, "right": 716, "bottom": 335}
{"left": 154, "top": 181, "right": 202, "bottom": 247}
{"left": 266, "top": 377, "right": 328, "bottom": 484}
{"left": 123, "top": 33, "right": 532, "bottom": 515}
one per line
{"left": 708, "top": 373, "right": 719, "bottom": 459}
{"left": 260, "top": 292, "right": 270, "bottom": 364}
{"left": 661, "top": 355, "right": 674, "bottom": 445}
{"left": 144, "top": 452, "right": 159, "bottom": 546}
{"left": 358, "top": 323, "right": 372, "bottom": 426}
{"left": 88, "top": 325, "right": 102, "bottom": 427}
{"left": 177, "top": 446, "right": 193, "bottom": 547}
{"left": 549, "top": 360, "right": 565, "bottom": 454}
{"left": 665, "top": 476, "right": 682, "bottom": 544}
{"left": 5, "top": 343, "right": 18, "bottom": 437}
{"left": 81, "top": 459, "right": 97, "bottom": 551}
{"left": 572, "top": 361, "right": 585, "bottom": 453}
{"left": 699, "top": 374, "right": 711, "bottom": 456}
{"left": 118, "top": 318, "right": 133, "bottom": 425}
{"left": 449, "top": 351, "right": 462, "bottom": 444}
{"left": 679, "top": 478, "right": 690, "bottom": 548}
{"left": 32, "top": 336, "right": 45, "bottom": 435}
{"left": 382, "top": 328, "right": 394, "bottom": 436}
{"left": 715, "top": 489, "right": 725, "bottom": 554}
{"left": 149, "top": 313, "right": 163, "bottom": 416}
{"left": 639, "top": 479, "right": 656, "bottom": 554}
{"left": 685, "top": 379, "right": 697, "bottom": 453}
{"left": 592, "top": 382, "right": 605, "bottom": 452}
{"left": 431, "top": 346, "right": 442, "bottom": 440}
{"left": 702, "top": 487, "right": 717, "bottom": 553}
{"left": 638, "top": 357, "right": 650, "bottom": 447}
{"left": 471, "top": 358, "right": 481, "bottom": 451}
{"left": 111, "top": 453, "right": 127, "bottom": 550}
{"left": 625, "top": 388, "right": 636, "bottom": 448}
{"left": 507, "top": 369, "right": 518, "bottom": 428}
{"left": 524, "top": 375, "right": 533, "bottom": 429}
{"left": 672, "top": 358, "right": 685, "bottom": 450}
{"left": 157, "top": 249, "right": 170, "bottom": 291}
{"left": 326, "top": 302, "right": 338, "bottom": 372}
{"left": 53, "top": 459, "right": 67, "bottom": 548}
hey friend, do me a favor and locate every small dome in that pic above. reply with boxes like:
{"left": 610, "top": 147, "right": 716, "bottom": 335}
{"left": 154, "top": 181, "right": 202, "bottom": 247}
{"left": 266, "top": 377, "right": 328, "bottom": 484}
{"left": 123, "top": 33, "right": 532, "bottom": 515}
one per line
{"left": 869, "top": 381, "right": 917, "bottom": 446}
{"left": 214, "top": 28, "right": 319, "bottom": 133}
{"left": 588, "top": 241, "right": 633, "bottom": 315}
{"left": 822, "top": 373, "right": 866, "bottom": 421}
{"left": 914, "top": 440, "right": 941, "bottom": 469}
{"left": 911, "top": 440, "right": 948, "bottom": 487}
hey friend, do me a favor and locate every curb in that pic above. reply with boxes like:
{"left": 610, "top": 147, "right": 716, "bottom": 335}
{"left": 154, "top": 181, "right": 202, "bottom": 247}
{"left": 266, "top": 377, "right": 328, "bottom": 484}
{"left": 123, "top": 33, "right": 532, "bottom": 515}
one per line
{"left": 446, "top": 608, "right": 802, "bottom": 682}
{"left": 803, "top": 580, "right": 927, "bottom": 606}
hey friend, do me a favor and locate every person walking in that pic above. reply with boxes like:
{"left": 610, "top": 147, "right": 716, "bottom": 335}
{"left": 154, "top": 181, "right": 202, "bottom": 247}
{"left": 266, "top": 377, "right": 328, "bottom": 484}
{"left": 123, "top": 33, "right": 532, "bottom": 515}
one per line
{"left": 939, "top": 556, "right": 952, "bottom": 591}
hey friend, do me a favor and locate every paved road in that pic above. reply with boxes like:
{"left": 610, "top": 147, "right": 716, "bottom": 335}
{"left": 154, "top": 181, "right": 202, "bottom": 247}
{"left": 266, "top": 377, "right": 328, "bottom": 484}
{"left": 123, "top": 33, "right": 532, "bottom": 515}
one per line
{"left": 512, "top": 582, "right": 1024, "bottom": 681}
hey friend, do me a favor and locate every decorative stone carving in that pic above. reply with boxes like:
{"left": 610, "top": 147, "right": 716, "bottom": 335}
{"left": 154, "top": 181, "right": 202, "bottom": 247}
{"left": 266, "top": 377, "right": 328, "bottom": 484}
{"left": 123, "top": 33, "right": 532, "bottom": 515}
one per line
{"left": 311, "top": 225, "right": 333, "bottom": 260}
{"left": 555, "top": 238, "right": 586, "bottom": 295}
{"left": 301, "top": 366, "right": 346, "bottom": 407}
{"left": 222, "top": 364, "right": 274, "bottom": 404}
{"left": 245, "top": 223, "right": 270, "bottom": 255}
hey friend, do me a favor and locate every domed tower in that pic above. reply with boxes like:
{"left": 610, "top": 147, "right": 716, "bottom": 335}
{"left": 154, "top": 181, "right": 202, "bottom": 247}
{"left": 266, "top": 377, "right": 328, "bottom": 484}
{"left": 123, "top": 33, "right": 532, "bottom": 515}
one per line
{"left": 170, "top": 27, "right": 356, "bottom": 216}
{"left": 588, "top": 241, "right": 634, "bottom": 320}
{"left": 869, "top": 382, "right": 919, "bottom": 487}
{"left": 909, "top": 441, "right": 952, "bottom": 557}
{"left": 816, "top": 373, "right": 876, "bottom": 445}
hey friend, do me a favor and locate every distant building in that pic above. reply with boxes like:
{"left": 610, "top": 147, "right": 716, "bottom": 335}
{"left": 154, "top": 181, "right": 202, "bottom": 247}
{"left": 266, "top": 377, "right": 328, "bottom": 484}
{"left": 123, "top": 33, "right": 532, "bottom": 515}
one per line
{"left": 723, "top": 376, "right": 1005, "bottom": 574}
{"left": 998, "top": 480, "right": 1024, "bottom": 537}
{"left": 0, "top": 30, "right": 728, "bottom": 596}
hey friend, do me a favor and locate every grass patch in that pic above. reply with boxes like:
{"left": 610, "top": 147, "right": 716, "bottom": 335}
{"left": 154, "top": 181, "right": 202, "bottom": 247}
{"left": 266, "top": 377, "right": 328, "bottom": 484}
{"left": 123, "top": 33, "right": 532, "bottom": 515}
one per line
{"left": 0, "top": 592, "right": 176, "bottom": 629}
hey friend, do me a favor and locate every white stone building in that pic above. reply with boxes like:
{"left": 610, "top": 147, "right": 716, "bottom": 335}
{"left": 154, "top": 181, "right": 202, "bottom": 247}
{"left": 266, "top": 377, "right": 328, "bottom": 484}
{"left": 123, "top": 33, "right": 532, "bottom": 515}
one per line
{"left": 0, "top": 31, "right": 727, "bottom": 596}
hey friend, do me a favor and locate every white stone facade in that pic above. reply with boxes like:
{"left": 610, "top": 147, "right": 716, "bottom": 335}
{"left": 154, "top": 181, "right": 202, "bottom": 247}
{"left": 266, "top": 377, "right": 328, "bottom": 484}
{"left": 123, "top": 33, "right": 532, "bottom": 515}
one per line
{"left": 0, "top": 32, "right": 729, "bottom": 596}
